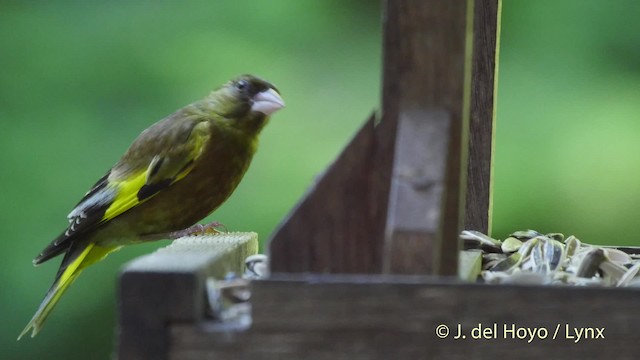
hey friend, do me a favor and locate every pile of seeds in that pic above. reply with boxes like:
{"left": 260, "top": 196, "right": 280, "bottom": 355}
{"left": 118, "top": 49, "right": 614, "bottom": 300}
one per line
{"left": 461, "top": 230, "right": 640, "bottom": 286}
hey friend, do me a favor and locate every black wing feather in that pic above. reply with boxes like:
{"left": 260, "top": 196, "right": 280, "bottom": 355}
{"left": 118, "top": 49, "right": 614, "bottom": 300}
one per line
{"left": 33, "top": 172, "right": 113, "bottom": 265}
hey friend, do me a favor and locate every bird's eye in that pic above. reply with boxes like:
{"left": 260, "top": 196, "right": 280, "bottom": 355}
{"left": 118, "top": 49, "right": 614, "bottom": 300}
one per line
{"left": 236, "top": 80, "right": 248, "bottom": 91}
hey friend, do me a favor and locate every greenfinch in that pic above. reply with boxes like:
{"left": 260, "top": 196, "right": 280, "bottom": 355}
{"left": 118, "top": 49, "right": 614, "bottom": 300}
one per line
{"left": 19, "top": 74, "right": 284, "bottom": 339}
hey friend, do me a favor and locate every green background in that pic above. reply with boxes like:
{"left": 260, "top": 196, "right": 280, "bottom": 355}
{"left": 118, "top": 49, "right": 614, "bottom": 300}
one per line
{"left": 1, "top": 1, "right": 638, "bottom": 359}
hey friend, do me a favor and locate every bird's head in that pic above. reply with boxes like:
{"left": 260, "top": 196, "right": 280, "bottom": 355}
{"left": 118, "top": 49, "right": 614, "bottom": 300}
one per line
{"left": 208, "top": 74, "right": 285, "bottom": 132}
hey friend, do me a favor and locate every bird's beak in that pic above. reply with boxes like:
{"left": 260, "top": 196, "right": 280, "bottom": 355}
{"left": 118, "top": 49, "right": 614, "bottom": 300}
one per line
{"left": 251, "top": 88, "right": 285, "bottom": 115}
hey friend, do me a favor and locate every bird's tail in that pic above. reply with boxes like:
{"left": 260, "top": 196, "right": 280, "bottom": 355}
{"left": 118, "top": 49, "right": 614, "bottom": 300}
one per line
{"left": 18, "top": 243, "right": 117, "bottom": 340}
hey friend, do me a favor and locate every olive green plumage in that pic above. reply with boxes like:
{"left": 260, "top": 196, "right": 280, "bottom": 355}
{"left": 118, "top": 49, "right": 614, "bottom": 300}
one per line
{"left": 19, "top": 74, "right": 284, "bottom": 339}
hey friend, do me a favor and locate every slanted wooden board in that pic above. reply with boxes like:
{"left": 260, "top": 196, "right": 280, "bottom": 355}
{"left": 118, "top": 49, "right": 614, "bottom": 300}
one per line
{"left": 118, "top": 233, "right": 257, "bottom": 360}
{"left": 168, "top": 275, "right": 640, "bottom": 360}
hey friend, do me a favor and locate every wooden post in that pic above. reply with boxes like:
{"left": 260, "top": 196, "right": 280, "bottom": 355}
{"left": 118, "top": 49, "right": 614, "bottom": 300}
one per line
{"left": 465, "top": 0, "right": 501, "bottom": 235}
{"left": 118, "top": 233, "right": 257, "bottom": 360}
{"left": 382, "top": 0, "right": 475, "bottom": 275}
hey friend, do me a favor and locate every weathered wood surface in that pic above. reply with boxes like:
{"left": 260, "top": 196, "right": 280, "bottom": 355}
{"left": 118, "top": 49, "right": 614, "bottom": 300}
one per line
{"left": 118, "top": 233, "right": 257, "bottom": 360}
{"left": 465, "top": 0, "right": 501, "bottom": 235}
{"left": 385, "top": 112, "right": 465, "bottom": 274}
{"left": 382, "top": 0, "right": 475, "bottom": 276}
{"left": 269, "top": 0, "right": 492, "bottom": 276}
{"left": 168, "top": 275, "right": 640, "bottom": 360}
{"left": 268, "top": 114, "right": 386, "bottom": 274}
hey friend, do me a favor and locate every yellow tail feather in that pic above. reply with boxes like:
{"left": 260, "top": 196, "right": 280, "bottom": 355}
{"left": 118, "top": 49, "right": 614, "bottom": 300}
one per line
{"left": 18, "top": 243, "right": 117, "bottom": 340}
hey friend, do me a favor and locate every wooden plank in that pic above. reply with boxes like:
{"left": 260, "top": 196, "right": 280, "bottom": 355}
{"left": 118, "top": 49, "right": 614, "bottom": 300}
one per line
{"left": 382, "top": 0, "right": 476, "bottom": 275}
{"left": 465, "top": 0, "right": 502, "bottom": 234}
{"left": 169, "top": 275, "right": 640, "bottom": 360}
{"left": 117, "top": 233, "right": 257, "bottom": 360}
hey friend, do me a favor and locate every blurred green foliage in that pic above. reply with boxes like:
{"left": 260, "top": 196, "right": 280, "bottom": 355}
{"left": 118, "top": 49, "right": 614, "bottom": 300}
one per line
{"left": 494, "top": 0, "right": 640, "bottom": 240}
{"left": 0, "top": 1, "right": 638, "bottom": 359}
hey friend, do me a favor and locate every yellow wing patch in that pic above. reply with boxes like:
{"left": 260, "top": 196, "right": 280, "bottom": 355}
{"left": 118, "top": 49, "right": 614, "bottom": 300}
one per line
{"left": 102, "top": 162, "right": 196, "bottom": 223}
{"left": 102, "top": 171, "right": 148, "bottom": 222}
{"left": 99, "top": 120, "right": 210, "bottom": 224}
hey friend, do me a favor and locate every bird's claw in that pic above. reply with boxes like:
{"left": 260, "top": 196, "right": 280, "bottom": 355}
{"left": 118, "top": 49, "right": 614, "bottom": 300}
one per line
{"left": 168, "top": 221, "right": 228, "bottom": 239}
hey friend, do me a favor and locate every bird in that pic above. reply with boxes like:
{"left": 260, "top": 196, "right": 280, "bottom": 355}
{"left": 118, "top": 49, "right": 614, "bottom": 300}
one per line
{"left": 18, "top": 74, "right": 284, "bottom": 339}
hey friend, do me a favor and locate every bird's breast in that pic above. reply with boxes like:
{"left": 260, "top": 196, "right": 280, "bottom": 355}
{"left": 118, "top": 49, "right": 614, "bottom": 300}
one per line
{"left": 103, "top": 133, "right": 258, "bottom": 240}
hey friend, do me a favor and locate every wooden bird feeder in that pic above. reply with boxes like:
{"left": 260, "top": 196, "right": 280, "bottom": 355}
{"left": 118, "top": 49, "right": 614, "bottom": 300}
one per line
{"left": 117, "top": 1, "right": 640, "bottom": 359}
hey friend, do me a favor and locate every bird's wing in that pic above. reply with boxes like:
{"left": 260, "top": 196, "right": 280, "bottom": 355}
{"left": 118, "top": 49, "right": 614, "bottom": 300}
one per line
{"left": 34, "top": 117, "right": 211, "bottom": 265}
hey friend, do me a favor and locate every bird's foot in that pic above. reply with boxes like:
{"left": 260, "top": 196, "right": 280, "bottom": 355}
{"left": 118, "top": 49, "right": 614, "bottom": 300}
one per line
{"left": 167, "top": 221, "right": 228, "bottom": 239}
